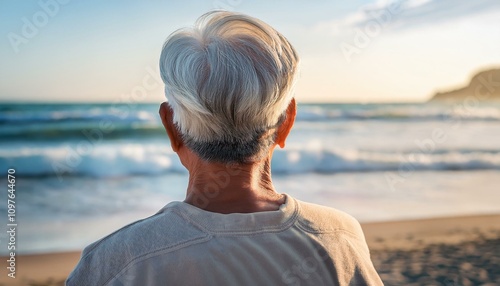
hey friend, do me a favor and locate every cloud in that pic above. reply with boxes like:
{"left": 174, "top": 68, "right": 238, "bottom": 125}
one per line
{"left": 314, "top": 0, "right": 500, "bottom": 37}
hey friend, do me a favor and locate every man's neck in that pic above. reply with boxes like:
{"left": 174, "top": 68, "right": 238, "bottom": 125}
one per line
{"left": 183, "top": 158, "right": 285, "bottom": 214}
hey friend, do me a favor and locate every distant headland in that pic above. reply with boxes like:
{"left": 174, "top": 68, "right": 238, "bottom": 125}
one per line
{"left": 429, "top": 68, "right": 500, "bottom": 102}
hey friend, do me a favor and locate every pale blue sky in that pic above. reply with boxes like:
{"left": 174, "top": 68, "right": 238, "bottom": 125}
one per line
{"left": 1, "top": 0, "right": 500, "bottom": 103}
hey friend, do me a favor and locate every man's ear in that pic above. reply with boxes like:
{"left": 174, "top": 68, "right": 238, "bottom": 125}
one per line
{"left": 276, "top": 98, "right": 296, "bottom": 148}
{"left": 159, "top": 102, "right": 182, "bottom": 152}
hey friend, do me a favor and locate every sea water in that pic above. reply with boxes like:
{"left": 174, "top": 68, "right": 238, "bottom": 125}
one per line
{"left": 1, "top": 102, "right": 499, "bottom": 254}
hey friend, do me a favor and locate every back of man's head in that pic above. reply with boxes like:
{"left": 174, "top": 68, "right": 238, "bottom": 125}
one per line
{"left": 159, "top": 11, "right": 299, "bottom": 163}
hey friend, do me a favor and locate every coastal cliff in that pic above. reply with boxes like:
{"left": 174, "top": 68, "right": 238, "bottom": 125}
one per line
{"left": 429, "top": 68, "right": 500, "bottom": 102}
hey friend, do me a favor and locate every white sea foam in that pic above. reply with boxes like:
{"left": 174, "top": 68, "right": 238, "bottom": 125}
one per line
{"left": 2, "top": 143, "right": 500, "bottom": 178}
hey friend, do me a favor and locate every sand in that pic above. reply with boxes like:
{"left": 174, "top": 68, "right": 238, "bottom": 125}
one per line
{"left": 364, "top": 215, "right": 500, "bottom": 285}
{"left": 1, "top": 214, "right": 499, "bottom": 286}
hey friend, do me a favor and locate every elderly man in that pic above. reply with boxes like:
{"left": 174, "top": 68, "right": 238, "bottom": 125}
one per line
{"left": 67, "top": 11, "right": 382, "bottom": 285}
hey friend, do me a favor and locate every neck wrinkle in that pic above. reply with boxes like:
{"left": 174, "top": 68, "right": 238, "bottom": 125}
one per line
{"left": 184, "top": 157, "right": 283, "bottom": 214}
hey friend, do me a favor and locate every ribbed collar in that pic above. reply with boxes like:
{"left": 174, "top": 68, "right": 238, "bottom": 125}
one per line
{"left": 161, "top": 194, "right": 298, "bottom": 234}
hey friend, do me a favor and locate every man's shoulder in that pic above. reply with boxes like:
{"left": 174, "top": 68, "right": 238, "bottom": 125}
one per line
{"left": 66, "top": 202, "right": 209, "bottom": 285}
{"left": 84, "top": 202, "right": 208, "bottom": 254}
{"left": 294, "top": 198, "right": 364, "bottom": 237}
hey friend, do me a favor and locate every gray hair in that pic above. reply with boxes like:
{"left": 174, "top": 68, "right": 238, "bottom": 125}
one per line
{"left": 159, "top": 11, "right": 299, "bottom": 163}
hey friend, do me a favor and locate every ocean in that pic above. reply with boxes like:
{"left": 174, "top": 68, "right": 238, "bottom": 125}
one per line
{"left": 1, "top": 102, "right": 500, "bottom": 254}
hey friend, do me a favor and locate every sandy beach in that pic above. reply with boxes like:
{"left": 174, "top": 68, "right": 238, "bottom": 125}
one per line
{"left": 365, "top": 214, "right": 500, "bottom": 285}
{"left": 1, "top": 214, "right": 499, "bottom": 286}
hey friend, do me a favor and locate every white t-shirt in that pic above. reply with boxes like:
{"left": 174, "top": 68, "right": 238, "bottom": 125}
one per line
{"left": 67, "top": 194, "right": 383, "bottom": 285}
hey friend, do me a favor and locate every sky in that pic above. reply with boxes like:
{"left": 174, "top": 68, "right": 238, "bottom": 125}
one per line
{"left": 1, "top": 0, "right": 500, "bottom": 103}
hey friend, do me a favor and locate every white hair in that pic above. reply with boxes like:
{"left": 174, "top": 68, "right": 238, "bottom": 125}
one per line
{"left": 159, "top": 11, "right": 299, "bottom": 162}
